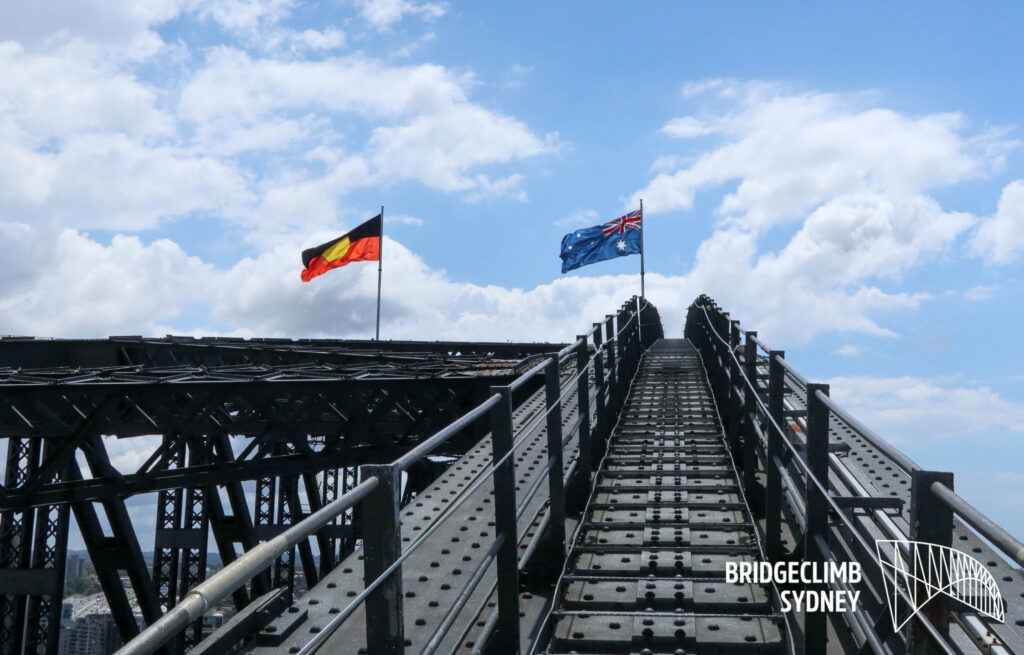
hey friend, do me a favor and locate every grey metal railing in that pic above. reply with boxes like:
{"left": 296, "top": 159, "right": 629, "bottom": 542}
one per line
{"left": 116, "top": 296, "right": 655, "bottom": 655}
{"left": 687, "top": 294, "right": 1022, "bottom": 655}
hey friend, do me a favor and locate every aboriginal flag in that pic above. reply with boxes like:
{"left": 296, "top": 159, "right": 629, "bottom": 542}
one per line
{"left": 301, "top": 214, "right": 382, "bottom": 282}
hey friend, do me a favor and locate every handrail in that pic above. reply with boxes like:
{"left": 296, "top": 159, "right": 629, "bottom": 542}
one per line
{"left": 930, "top": 481, "right": 1024, "bottom": 568}
{"left": 694, "top": 294, "right": 1024, "bottom": 654}
{"left": 691, "top": 299, "right": 958, "bottom": 655}
{"left": 813, "top": 389, "right": 920, "bottom": 474}
{"left": 392, "top": 393, "right": 501, "bottom": 471}
{"left": 775, "top": 355, "right": 809, "bottom": 387}
{"left": 117, "top": 296, "right": 650, "bottom": 655}
{"left": 115, "top": 477, "right": 380, "bottom": 655}
{"left": 750, "top": 335, "right": 772, "bottom": 353}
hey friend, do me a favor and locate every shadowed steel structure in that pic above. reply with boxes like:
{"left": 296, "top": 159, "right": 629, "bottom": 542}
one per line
{"left": 4, "top": 296, "right": 1024, "bottom": 655}
{"left": 0, "top": 334, "right": 563, "bottom": 655}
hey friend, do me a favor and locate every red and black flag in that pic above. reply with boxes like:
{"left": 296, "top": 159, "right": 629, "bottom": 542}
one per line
{"left": 301, "top": 214, "right": 382, "bottom": 282}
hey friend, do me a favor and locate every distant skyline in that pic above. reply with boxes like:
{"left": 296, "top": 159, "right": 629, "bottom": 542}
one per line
{"left": 0, "top": 1, "right": 1021, "bottom": 541}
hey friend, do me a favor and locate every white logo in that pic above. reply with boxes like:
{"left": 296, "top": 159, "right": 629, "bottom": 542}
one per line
{"left": 875, "top": 539, "right": 1004, "bottom": 631}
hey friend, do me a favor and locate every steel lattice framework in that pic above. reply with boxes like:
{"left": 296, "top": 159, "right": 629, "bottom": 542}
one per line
{"left": 7, "top": 297, "right": 1024, "bottom": 655}
{"left": 0, "top": 336, "right": 559, "bottom": 655}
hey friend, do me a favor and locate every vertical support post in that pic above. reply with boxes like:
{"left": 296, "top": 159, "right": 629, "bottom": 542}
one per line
{"left": 727, "top": 320, "right": 742, "bottom": 454}
{"left": 766, "top": 351, "right": 785, "bottom": 560}
{"left": 741, "top": 331, "right": 759, "bottom": 507}
{"left": 153, "top": 437, "right": 185, "bottom": 621}
{"left": 490, "top": 386, "right": 521, "bottom": 653}
{"left": 573, "top": 338, "right": 592, "bottom": 507}
{"left": 908, "top": 470, "right": 954, "bottom": 655}
{"left": 804, "top": 383, "right": 831, "bottom": 652}
{"left": 180, "top": 440, "right": 210, "bottom": 648}
{"left": 0, "top": 437, "right": 39, "bottom": 655}
{"left": 743, "top": 331, "right": 758, "bottom": 387}
{"left": 591, "top": 324, "right": 606, "bottom": 462}
{"left": 25, "top": 439, "right": 70, "bottom": 655}
{"left": 362, "top": 463, "right": 404, "bottom": 654}
{"left": 544, "top": 357, "right": 567, "bottom": 556}
{"left": 605, "top": 315, "right": 618, "bottom": 414}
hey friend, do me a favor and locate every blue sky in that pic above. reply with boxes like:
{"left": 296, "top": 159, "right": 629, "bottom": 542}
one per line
{"left": 0, "top": 1, "right": 1022, "bottom": 541}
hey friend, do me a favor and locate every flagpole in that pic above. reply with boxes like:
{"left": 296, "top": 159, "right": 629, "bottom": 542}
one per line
{"left": 376, "top": 205, "right": 383, "bottom": 341}
{"left": 639, "top": 198, "right": 645, "bottom": 299}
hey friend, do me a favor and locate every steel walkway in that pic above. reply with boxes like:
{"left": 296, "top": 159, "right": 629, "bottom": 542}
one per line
{"left": 110, "top": 296, "right": 1024, "bottom": 655}
{"left": 247, "top": 361, "right": 591, "bottom": 654}
{"left": 541, "top": 339, "right": 786, "bottom": 654}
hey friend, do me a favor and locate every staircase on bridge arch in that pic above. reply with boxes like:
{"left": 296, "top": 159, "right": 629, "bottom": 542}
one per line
{"left": 5, "top": 296, "right": 1024, "bottom": 655}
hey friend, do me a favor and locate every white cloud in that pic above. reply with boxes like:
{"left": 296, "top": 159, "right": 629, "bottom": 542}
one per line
{"left": 368, "top": 107, "right": 548, "bottom": 192}
{"left": 1, "top": 135, "right": 253, "bottom": 231}
{"left": 288, "top": 27, "right": 346, "bottom": 50}
{"left": 194, "top": 0, "right": 293, "bottom": 37}
{"left": 0, "top": 221, "right": 683, "bottom": 342}
{"left": 836, "top": 344, "right": 860, "bottom": 357}
{"left": 385, "top": 214, "right": 424, "bottom": 226}
{"left": 0, "top": 228, "right": 210, "bottom": 336}
{"left": 964, "top": 284, "right": 996, "bottom": 301}
{"left": 0, "top": 42, "right": 172, "bottom": 141}
{"left": 971, "top": 179, "right": 1024, "bottom": 263}
{"left": 660, "top": 116, "right": 718, "bottom": 139}
{"left": 178, "top": 49, "right": 553, "bottom": 196}
{"left": 828, "top": 375, "right": 1024, "bottom": 444}
{"left": 0, "top": 0, "right": 184, "bottom": 59}
{"left": 555, "top": 209, "right": 599, "bottom": 228}
{"left": 634, "top": 81, "right": 1005, "bottom": 223}
{"left": 628, "top": 82, "right": 1015, "bottom": 344}
{"left": 503, "top": 63, "right": 532, "bottom": 89}
{"left": 210, "top": 236, "right": 673, "bottom": 340}
{"left": 353, "top": 0, "right": 446, "bottom": 29}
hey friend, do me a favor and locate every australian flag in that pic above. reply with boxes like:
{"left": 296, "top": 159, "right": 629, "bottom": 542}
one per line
{"left": 560, "top": 209, "right": 642, "bottom": 273}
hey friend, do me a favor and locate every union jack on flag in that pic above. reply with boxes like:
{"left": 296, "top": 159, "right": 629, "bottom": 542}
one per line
{"left": 560, "top": 208, "right": 643, "bottom": 273}
{"left": 602, "top": 209, "right": 643, "bottom": 235}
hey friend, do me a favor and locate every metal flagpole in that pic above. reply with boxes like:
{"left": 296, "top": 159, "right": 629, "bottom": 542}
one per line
{"left": 639, "top": 198, "right": 645, "bottom": 299}
{"left": 376, "top": 205, "right": 383, "bottom": 341}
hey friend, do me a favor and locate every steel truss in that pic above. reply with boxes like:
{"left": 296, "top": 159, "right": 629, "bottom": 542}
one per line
{"left": 0, "top": 339, "right": 557, "bottom": 655}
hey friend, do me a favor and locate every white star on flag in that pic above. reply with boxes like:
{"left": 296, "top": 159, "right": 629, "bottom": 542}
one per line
{"left": 617, "top": 240, "right": 626, "bottom": 251}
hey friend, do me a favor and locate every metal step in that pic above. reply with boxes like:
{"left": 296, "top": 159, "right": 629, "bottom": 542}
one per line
{"left": 542, "top": 339, "right": 787, "bottom": 654}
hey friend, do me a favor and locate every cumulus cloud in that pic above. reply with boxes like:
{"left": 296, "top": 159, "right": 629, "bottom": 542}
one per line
{"left": 0, "top": 0, "right": 183, "bottom": 58}
{"left": 828, "top": 375, "right": 1024, "bottom": 443}
{"left": 964, "top": 284, "right": 996, "bottom": 301}
{"left": 178, "top": 49, "right": 554, "bottom": 199}
{"left": 633, "top": 82, "right": 1005, "bottom": 223}
{"left": 0, "top": 228, "right": 210, "bottom": 336}
{"left": 971, "top": 179, "right": 1024, "bottom": 263}
{"left": 210, "top": 235, "right": 673, "bottom": 340}
{"left": 353, "top": 0, "right": 446, "bottom": 29}
{"left": 628, "top": 81, "right": 1015, "bottom": 343}
{"left": 660, "top": 116, "right": 718, "bottom": 139}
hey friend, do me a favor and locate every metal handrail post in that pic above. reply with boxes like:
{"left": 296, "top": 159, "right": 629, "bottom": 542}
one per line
{"left": 489, "top": 386, "right": 521, "bottom": 652}
{"left": 741, "top": 332, "right": 759, "bottom": 508}
{"left": 804, "top": 384, "right": 831, "bottom": 651}
{"left": 591, "top": 323, "right": 607, "bottom": 463}
{"left": 727, "top": 320, "right": 742, "bottom": 454}
{"left": 572, "top": 337, "right": 592, "bottom": 509}
{"left": 605, "top": 315, "right": 618, "bottom": 414}
{"left": 766, "top": 350, "right": 786, "bottom": 560}
{"left": 744, "top": 330, "right": 758, "bottom": 384}
{"left": 909, "top": 470, "right": 955, "bottom": 654}
{"left": 361, "top": 463, "right": 404, "bottom": 654}
{"left": 544, "top": 356, "right": 567, "bottom": 556}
